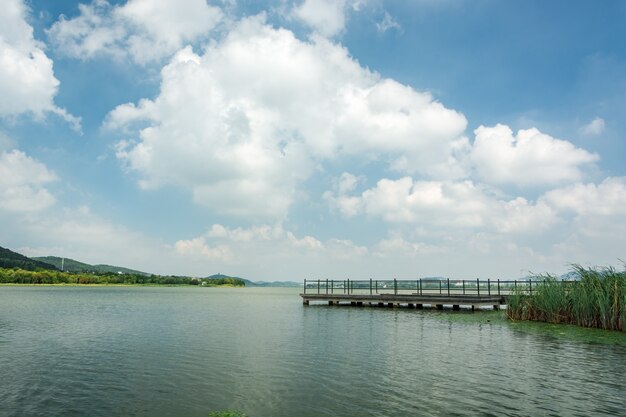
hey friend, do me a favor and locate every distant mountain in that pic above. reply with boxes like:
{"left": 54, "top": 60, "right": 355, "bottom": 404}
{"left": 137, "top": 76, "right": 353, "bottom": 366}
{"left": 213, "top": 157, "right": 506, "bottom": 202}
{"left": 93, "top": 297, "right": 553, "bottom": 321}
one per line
{"left": 32, "top": 256, "right": 150, "bottom": 276}
{"left": 559, "top": 271, "right": 580, "bottom": 281}
{"left": 247, "top": 280, "right": 301, "bottom": 287}
{"left": 0, "top": 246, "right": 58, "bottom": 271}
{"left": 207, "top": 273, "right": 300, "bottom": 287}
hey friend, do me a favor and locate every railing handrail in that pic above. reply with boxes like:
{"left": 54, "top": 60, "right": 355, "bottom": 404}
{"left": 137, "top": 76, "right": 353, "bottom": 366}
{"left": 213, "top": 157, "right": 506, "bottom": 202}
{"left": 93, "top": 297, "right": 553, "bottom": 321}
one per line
{"left": 302, "top": 278, "right": 556, "bottom": 296}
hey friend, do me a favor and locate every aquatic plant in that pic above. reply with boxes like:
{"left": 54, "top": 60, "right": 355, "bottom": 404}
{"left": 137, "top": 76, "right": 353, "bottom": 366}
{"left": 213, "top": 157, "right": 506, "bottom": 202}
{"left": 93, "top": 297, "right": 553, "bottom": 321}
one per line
{"left": 507, "top": 265, "right": 625, "bottom": 331}
{"left": 208, "top": 411, "right": 247, "bottom": 417}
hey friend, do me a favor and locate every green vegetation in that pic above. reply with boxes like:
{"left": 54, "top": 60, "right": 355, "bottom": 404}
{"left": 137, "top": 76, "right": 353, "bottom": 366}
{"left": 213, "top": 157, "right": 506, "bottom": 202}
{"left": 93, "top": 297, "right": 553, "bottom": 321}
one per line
{"left": 208, "top": 411, "right": 247, "bottom": 417}
{"left": 0, "top": 246, "right": 58, "bottom": 271}
{"left": 0, "top": 245, "right": 246, "bottom": 287}
{"left": 0, "top": 267, "right": 245, "bottom": 287}
{"left": 31, "top": 256, "right": 149, "bottom": 275}
{"left": 507, "top": 265, "right": 625, "bottom": 331}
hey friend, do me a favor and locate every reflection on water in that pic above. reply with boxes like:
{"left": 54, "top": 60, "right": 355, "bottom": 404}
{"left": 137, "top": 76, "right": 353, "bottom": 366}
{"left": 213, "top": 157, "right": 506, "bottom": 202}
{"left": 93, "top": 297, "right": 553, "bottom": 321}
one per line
{"left": 0, "top": 286, "right": 624, "bottom": 417}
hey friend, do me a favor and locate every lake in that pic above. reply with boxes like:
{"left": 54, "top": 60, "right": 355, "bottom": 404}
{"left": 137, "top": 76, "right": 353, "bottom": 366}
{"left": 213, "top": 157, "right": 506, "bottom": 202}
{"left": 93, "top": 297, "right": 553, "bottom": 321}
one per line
{"left": 1, "top": 286, "right": 624, "bottom": 417}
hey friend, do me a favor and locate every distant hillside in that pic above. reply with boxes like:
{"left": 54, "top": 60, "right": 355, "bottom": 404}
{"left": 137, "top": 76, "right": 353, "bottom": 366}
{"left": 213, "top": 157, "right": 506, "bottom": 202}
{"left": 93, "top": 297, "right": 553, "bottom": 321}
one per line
{"left": 0, "top": 246, "right": 58, "bottom": 271}
{"left": 207, "top": 273, "right": 299, "bottom": 287}
{"left": 32, "top": 256, "right": 150, "bottom": 276}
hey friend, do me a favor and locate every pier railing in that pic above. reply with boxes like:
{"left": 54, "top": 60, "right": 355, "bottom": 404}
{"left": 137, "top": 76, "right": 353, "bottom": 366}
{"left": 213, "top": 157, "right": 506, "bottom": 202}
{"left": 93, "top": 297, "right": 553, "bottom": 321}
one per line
{"left": 303, "top": 278, "right": 542, "bottom": 297}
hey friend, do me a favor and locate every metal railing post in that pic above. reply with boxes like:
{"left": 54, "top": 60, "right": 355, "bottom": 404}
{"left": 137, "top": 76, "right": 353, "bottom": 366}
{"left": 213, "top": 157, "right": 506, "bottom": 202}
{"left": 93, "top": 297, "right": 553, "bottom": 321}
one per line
{"left": 394, "top": 278, "right": 397, "bottom": 295}
{"left": 488, "top": 278, "right": 491, "bottom": 296}
{"left": 447, "top": 278, "right": 450, "bottom": 296}
{"left": 370, "top": 278, "right": 373, "bottom": 295}
{"left": 477, "top": 278, "right": 480, "bottom": 296}
{"left": 304, "top": 278, "right": 306, "bottom": 294}
{"left": 462, "top": 280, "right": 465, "bottom": 295}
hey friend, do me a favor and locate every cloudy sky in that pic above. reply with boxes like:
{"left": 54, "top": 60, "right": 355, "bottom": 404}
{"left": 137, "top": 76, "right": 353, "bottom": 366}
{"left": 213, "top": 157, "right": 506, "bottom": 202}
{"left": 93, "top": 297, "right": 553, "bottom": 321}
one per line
{"left": 1, "top": 0, "right": 625, "bottom": 280}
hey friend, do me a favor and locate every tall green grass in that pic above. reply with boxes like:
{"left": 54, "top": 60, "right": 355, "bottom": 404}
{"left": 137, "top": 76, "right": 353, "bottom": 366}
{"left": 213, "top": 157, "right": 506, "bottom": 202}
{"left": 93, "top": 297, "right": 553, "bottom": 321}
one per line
{"left": 507, "top": 265, "right": 625, "bottom": 331}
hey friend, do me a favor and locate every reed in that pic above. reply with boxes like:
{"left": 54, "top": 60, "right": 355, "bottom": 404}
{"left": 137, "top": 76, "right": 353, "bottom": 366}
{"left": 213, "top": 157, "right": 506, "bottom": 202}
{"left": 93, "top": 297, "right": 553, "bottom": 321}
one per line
{"left": 507, "top": 265, "right": 625, "bottom": 331}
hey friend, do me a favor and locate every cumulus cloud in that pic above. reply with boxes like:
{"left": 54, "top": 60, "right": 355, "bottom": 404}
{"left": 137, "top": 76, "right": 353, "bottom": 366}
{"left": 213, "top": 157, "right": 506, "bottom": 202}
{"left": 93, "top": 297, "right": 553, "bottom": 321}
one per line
{"left": 357, "top": 177, "right": 489, "bottom": 226}
{"left": 580, "top": 117, "right": 605, "bottom": 136}
{"left": 326, "top": 175, "right": 559, "bottom": 235}
{"left": 47, "top": 0, "right": 223, "bottom": 64}
{"left": 0, "top": 0, "right": 79, "bottom": 128}
{"left": 106, "top": 16, "right": 467, "bottom": 219}
{"left": 0, "top": 150, "right": 58, "bottom": 212}
{"left": 470, "top": 124, "right": 598, "bottom": 187}
{"left": 543, "top": 177, "right": 626, "bottom": 218}
{"left": 323, "top": 172, "right": 364, "bottom": 217}
{"left": 293, "top": 0, "right": 348, "bottom": 37}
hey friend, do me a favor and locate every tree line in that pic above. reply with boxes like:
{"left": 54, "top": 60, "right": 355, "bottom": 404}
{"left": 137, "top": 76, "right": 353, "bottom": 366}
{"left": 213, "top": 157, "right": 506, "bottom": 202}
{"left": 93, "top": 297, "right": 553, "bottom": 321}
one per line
{"left": 0, "top": 267, "right": 245, "bottom": 287}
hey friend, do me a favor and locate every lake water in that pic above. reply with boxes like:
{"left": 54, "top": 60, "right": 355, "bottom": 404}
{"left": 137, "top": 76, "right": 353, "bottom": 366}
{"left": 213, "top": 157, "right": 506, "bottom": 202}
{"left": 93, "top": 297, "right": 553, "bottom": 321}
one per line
{"left": 1, "top": 286, "right": 624, "bottom": 417}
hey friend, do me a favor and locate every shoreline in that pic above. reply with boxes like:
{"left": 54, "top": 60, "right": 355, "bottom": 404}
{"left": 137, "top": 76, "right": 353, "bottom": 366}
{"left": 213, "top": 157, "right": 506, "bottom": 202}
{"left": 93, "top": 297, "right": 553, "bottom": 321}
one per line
{"left": 0, "top": 283, "right": 245, "bottom": 288}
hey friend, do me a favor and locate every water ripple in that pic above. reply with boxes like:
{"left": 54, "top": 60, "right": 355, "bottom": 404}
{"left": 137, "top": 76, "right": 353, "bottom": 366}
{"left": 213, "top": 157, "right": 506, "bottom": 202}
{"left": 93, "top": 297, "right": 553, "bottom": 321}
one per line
{"left": 0, "top": 287, "right": 624, "bottom": 417}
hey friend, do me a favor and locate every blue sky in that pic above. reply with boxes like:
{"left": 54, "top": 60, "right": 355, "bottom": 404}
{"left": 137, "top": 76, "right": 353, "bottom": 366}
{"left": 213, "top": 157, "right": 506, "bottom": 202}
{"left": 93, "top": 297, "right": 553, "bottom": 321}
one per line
{"left": 1, "top": 0, "right": 625, "bottom": 280}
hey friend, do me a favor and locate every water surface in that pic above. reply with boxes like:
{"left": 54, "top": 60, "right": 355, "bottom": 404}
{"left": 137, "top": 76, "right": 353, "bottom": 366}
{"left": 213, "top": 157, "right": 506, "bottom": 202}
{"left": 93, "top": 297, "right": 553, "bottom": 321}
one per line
{"left": 1, "top": 286, "right": 624, "bottom": 417}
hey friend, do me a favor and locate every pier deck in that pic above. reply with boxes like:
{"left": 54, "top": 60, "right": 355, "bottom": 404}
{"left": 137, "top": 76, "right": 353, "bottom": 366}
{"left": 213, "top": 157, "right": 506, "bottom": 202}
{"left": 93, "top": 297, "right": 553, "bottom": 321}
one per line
{"left": 301, "top": 278, "right": 539, "bottom": 310}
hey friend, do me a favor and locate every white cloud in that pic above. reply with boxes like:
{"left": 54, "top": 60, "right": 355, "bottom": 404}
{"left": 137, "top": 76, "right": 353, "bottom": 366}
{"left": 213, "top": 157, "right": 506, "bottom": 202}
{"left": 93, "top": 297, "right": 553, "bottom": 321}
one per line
{"left": 328, "top": 175, "right": 559, "bottom": 235}
{"left": 48, "top": 0, "right": 223, "bottom": 64}
{"left": 374, "top": 234, "right": 446, "bottom": 258}
{"left": 1, "top": 204, "right": 176, "bottom": 274}
{"left": 293, "top": 0, "right": 347, "bottom": 37}
{"left": 323, "top": 172, "right": 364, "bottom": 217}
{"left": 360, "top": 177, "right": 489, "bottom": 226}
{"left": 0, "top": 0, "right": 79, "bottom": 128}
{"left": 580, "top": 117, "right": 605, "bottom": 136}
{"left": 174, "top": 223, "right": 368, "bottom": 277}
{"left": 0, "top": 150, "right": 57, "bottom": 212}
{"left": 470, "top": 124, "right": 598, "bottom": 187}
{"left": 543, "top": 177, "right": 626, "bottom": 217}
{"left": 106, "top": 16, "right": 468, "bottom": 220}
{"left": 376, "top": 11, "right": 401, "bottom": 33}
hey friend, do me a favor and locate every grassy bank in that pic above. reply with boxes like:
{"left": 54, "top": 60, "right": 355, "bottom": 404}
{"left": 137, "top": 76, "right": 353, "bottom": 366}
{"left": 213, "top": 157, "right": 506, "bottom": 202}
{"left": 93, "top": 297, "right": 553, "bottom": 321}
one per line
{"left": 507, "top": 266, "right": 625, "bottom": 331}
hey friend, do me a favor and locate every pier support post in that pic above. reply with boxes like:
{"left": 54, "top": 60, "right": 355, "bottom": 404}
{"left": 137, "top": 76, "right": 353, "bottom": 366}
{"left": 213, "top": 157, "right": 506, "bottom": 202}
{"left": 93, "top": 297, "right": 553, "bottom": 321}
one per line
{"left": 452, "top": 305, "right": 460, "bottom": 311}
{"left": 328, "top": 300, "right": 333, "bottom": 306}
{"left": 416, "top": 304, "right": 423, "bottom": 309}
{"left": 378, "top": 302, "right": 384, "bottom": 307}
{"left": 436, "top": 304, "right": 443, "bottom": 310}
{"left": 387, "top": 303, "right": 393, "bottom": 308}
{"left": 303, "top": 299, "right": 309, "bottom": 305}
{"left": 408, "top": 303, "right": 414, "bottom": 308}
{"left": 493, "top": 305, "right": 499, "bottom": 310}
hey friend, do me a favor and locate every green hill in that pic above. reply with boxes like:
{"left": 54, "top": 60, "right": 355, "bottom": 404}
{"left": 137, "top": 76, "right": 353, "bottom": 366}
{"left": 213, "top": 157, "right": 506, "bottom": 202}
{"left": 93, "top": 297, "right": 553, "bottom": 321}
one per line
{"left": 31, "top": 256, "right": 150, "bottom": 275}
{"left": 0, "top": 246, "right": 58, "bottom": 271}
{"left": 207, "top": 273, "right": 299, "bottom": 287}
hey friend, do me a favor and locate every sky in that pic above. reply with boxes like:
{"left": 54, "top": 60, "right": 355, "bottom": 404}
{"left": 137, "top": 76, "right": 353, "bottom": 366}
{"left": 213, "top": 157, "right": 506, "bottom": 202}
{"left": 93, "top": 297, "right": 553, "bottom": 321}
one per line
{"left": 1, "top": 0, "right": 625, "bottom": 280}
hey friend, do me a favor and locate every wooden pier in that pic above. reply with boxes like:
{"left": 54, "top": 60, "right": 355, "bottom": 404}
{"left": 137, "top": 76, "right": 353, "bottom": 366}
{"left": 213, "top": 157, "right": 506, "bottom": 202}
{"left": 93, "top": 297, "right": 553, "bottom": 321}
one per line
{"left": 301, "top": 278, "right": 539, "bottom": 311}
